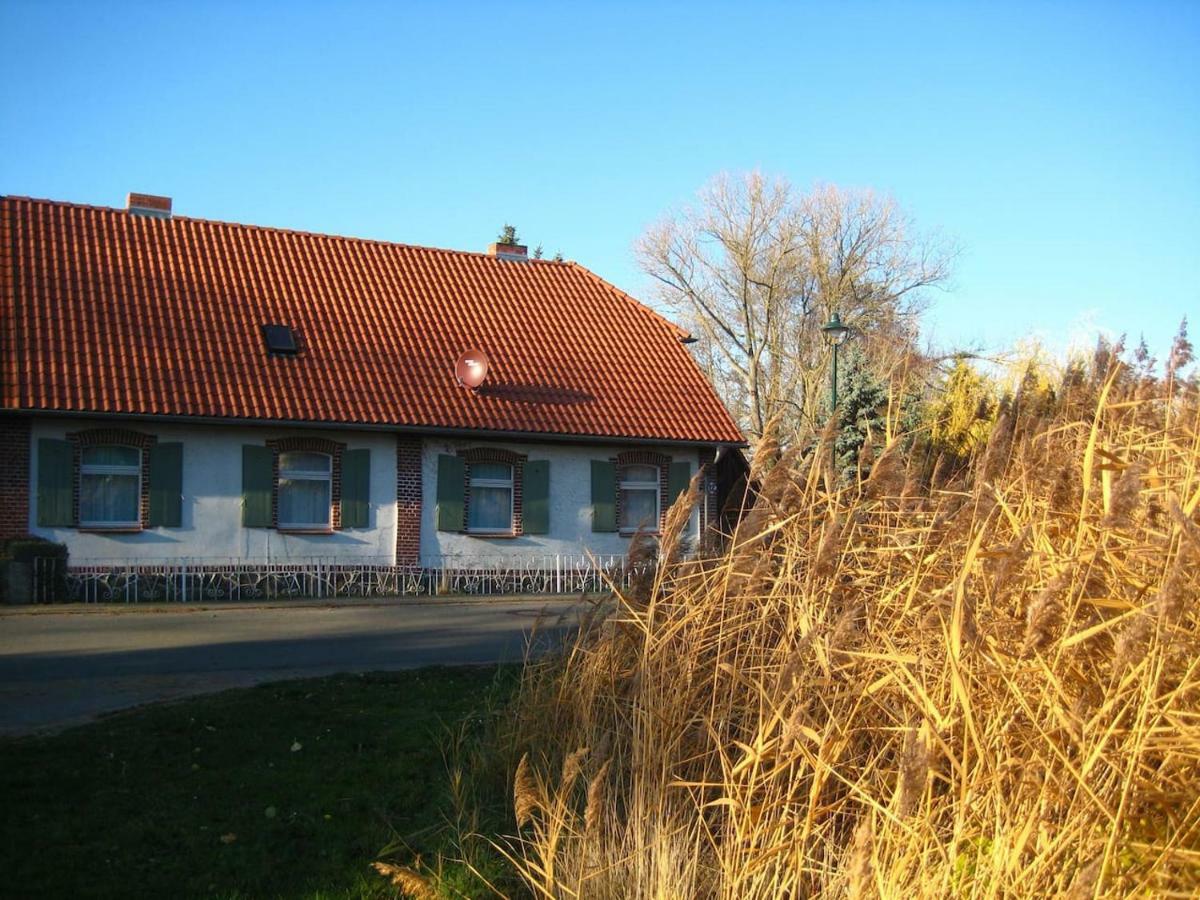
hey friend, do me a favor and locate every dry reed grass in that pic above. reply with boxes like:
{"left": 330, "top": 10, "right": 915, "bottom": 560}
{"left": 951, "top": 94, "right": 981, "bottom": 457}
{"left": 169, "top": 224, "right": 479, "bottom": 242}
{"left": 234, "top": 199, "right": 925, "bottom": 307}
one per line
{"left": 495, "top": 369, "right": 1200, "bottom": 898}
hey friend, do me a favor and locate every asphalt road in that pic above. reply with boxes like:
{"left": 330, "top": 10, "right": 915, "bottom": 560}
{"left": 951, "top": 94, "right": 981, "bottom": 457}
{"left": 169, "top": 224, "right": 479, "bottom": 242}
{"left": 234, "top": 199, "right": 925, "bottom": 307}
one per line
{"left": 0, "top": 599, "right": 584, "bottom": 736}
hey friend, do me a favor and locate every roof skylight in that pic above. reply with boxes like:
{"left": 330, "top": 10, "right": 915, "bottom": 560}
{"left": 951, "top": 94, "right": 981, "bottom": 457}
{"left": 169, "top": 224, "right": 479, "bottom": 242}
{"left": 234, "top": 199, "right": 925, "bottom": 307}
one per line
{"left": 262, "top": 324, "right": 298, "bottom": 355}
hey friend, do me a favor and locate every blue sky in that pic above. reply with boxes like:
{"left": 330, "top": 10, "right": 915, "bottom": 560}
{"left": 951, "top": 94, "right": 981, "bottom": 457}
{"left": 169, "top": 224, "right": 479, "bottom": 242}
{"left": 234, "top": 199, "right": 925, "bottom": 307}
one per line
{"left": 2, "top": 1, "right": 1196, "bottom": 361}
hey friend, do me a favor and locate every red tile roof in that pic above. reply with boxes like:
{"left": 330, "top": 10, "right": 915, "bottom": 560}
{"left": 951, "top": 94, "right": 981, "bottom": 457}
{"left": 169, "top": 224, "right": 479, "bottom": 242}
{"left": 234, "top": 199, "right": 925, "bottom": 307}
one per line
{"left": 0, "top": 196, "right": 744, "bottom": 445}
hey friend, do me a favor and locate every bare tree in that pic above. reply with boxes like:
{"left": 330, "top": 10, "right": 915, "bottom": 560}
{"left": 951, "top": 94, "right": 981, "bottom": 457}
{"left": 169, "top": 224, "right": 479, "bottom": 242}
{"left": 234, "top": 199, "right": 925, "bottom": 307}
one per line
{"left": 637, "top": 172, "right": 953, "bottom": 444}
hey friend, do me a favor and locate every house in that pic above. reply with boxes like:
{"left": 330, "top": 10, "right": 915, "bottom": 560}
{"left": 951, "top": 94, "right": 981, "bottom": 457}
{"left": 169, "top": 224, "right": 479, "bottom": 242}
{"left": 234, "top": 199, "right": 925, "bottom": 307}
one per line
{"left": 0, "top": 193, "right": 745, "bottom": 598}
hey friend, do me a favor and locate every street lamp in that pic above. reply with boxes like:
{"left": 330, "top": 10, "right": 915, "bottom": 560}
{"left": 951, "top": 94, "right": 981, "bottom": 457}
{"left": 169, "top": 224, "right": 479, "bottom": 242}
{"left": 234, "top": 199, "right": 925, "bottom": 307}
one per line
{"left": 821, "top": 311, "right": 851, "bottom": 409}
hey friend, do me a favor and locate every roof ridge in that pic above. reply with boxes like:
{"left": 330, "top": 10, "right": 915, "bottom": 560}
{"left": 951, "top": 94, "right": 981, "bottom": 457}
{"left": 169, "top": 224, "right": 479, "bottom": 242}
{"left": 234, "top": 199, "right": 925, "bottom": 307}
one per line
{"left": 0, "top": 194, "right": 574, "bottom": 266}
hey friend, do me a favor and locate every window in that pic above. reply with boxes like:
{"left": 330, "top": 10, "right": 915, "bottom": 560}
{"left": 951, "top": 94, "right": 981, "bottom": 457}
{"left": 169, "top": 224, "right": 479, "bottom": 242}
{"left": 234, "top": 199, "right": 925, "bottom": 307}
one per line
{"left": 277, "top": 451, "right": 332, "bottom": 529}
{"left": 468, "top": 462, "right": 513, "bottom": 533}
{"left": 79, "top": 446, "right": 141, "bottom": 527}
{"left": 620, "top": 465, "right": 660, "bottom": 532}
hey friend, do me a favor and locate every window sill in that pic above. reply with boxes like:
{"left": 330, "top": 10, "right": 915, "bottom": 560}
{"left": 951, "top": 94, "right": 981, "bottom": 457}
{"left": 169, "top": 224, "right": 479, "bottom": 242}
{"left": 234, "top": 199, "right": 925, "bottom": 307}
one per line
{"left": 620, "top": 530, "right": 661, "bottom": 537}
{"left": 78, "top": 525, "right": 144, "bottom": 534}
{"left": 464, "top": 531, "right": 520, "bottom": 539}
{"left": 277, "top": 527, "right": 335, "bottom": 535}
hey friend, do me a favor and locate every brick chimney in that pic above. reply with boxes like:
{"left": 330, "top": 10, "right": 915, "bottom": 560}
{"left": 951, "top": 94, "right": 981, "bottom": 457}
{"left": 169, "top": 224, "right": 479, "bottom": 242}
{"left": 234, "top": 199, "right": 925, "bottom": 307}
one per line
{"left": 486, "top": 241, "right": 528, "bottom": 261}
{"left": 126, "top": 192, "right": 172, "bottom": 219}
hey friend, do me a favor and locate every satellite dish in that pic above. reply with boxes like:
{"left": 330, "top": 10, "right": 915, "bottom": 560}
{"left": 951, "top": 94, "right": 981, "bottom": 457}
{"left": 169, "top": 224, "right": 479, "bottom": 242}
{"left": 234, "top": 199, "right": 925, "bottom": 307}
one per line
{"left": 455, "top": 348, "right": 489, "bottom": 389}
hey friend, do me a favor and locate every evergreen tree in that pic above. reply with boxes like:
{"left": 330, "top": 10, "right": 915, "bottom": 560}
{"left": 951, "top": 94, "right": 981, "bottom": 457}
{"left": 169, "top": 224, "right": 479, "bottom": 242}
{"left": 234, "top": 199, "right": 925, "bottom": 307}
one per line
{"left": 832, "top": 349, "right": 890, "bottom": 479}
{"left": 926, "top": 358, "right": 997, "bottom": 462}
{"left": 497, "top": 224, "right": 520, "bottom": 246}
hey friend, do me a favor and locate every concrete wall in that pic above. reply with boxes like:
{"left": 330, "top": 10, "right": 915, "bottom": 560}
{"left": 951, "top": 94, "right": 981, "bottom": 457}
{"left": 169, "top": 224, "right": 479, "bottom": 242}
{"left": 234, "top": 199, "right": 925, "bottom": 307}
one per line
{"left": 28, "top": 418, "right": 397, "bottom": 564}
{"left": 419, "top": 436, "right": 700, "bottom": 565}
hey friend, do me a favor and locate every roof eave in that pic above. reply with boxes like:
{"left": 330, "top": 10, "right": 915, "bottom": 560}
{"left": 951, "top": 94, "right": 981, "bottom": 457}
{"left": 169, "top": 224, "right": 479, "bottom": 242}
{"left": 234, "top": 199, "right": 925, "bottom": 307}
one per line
{"left": 4, "top": 407, "right": 748, "bottom": 449}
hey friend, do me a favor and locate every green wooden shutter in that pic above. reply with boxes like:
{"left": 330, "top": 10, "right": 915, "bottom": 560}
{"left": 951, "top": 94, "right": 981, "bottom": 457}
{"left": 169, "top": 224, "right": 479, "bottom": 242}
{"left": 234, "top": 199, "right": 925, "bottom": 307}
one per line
{"left": 668, "top": 461, "right": 693, "bottom": 507}
{"left": 436, "top": 454, "right": 465, "bottom": 532}
{"left": 242, "top": 445, "right": 274, "bottom": 528}
{"left": 147, "top": 442, "right": 183, "bottom": 528}
{"left": 591, "top": 460, "right": 617, "bottom": 532}
{"left": 36, "top": 438, "right": 73, "bottom": 527}
{"left": 523, "top": 460, "right": 550, "bottom": 534}
{"left": 341, "top": 448, "right": 371, "bottom": 529}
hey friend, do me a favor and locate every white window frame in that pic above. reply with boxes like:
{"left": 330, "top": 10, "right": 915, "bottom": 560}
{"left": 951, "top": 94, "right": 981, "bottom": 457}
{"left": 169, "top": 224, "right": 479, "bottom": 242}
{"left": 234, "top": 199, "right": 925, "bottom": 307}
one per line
{"left": 277, "top": 451, "right": 333, "bottom": 530}
{"left": 79, "top": 445, "right": 142, "bottom": 529}
{"left": 619, "top": 465, "right": 661, "bottom": 533}
{"left": 467, "top": 462, "right": 514, "bottom": 534}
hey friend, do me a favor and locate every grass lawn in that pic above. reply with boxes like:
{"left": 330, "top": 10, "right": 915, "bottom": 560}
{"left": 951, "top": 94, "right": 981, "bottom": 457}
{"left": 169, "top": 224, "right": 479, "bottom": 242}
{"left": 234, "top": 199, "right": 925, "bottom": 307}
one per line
{"left": 0, "top": 666, "right": 519, "bottom": 900}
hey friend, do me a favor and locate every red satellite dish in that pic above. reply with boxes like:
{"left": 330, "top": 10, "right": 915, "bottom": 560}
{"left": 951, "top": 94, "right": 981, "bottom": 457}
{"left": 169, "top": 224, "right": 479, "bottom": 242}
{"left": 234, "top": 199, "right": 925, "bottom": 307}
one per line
{"left": 455, "top": 348, "right": 489, "bottom": 389}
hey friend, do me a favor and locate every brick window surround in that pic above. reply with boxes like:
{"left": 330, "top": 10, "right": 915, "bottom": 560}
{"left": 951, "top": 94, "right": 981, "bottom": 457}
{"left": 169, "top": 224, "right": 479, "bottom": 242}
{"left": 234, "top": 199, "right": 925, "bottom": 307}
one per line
{"left": 266, "top": 436, "right": 346, "bottom": 531}
{"left": 459, "top": 447, "right": 527, "bottom": 536}
{"left": 396, "top": 436, "right": 422, "bottom": 565}
{"left": 67, "top": 427, "right": 157, "bottom": 531}
{"left": 0, "top": 417, "right": 31, "bottom": 539}
{"left": 613, "top": 450, "right": 671, "bottom": 534}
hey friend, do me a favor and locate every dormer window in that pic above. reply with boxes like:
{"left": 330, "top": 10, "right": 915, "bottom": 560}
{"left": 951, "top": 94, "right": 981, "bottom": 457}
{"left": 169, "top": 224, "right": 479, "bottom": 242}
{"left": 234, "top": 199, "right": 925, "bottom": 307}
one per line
{"left": 262, "top": 324, "right": 298, "bottom": 355}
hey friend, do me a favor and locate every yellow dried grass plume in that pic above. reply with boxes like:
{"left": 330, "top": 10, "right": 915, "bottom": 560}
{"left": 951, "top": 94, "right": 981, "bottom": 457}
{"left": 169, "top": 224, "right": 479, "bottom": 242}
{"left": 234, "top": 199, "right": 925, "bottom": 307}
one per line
{"left": 370, "top": 861, "right": 436, "bottom": 899}
{"left": 513, "top": 751, "right": 542, "bottom": 829}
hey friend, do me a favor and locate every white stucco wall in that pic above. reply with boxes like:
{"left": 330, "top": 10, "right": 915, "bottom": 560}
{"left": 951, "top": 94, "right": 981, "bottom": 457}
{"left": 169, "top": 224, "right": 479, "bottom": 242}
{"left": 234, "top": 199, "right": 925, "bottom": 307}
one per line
{"left": 28, "top": 418, "right": 397, "bottom": 564}
{"left": 419, "top": 437, "right": 701, "bottom": 566}
{"left": 25, "top": 418, "right": 707, "bottom": 568}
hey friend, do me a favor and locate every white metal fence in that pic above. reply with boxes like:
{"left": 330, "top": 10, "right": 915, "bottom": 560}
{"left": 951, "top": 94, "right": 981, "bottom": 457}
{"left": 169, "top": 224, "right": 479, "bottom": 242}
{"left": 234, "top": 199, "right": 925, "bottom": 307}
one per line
{"left": 37, "top": 554, "right": 643, "bottom": 604}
